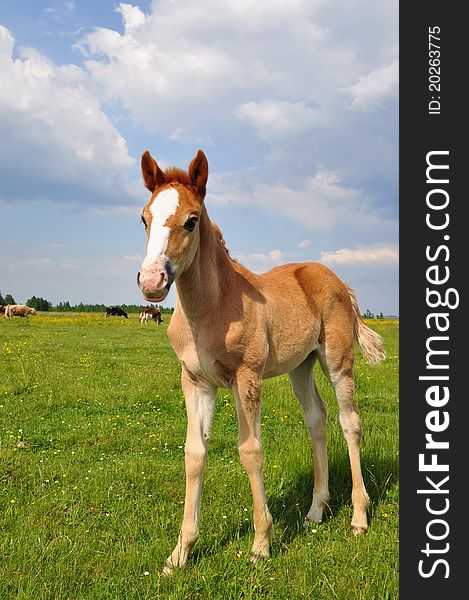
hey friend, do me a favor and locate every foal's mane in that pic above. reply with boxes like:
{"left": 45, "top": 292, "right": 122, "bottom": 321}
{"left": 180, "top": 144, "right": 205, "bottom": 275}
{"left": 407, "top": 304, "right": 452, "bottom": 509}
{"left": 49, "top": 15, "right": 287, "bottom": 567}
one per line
{"left": 163, "top": 167, "right": 192, "bottom": 187}
{"left": 163, "top": 165, "right": 236, "bottom": 262}
{"left": 211, "top": 221, "right": 236, "bottom": 262}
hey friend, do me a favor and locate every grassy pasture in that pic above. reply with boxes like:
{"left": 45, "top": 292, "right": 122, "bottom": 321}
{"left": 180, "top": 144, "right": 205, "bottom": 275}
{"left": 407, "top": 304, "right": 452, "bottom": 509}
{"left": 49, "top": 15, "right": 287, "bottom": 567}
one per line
{"left": 0, "top": 313, "right": 398, "bottom": 599}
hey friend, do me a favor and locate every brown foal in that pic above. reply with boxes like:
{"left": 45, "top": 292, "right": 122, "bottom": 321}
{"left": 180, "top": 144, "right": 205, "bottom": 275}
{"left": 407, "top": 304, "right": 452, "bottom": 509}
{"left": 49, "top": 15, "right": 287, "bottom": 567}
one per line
{"left": 137, "top": 149, "right": 386, "bottom": 574}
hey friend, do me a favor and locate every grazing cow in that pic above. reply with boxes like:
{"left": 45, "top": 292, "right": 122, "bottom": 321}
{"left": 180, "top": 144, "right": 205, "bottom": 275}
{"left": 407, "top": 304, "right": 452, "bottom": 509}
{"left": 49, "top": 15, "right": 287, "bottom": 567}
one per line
{"left": 139, "top": 305, "right": 163, "bottom": 325}
{"left": 139, "top": 306, "right": 149, "bottom": 324}
{"left": 105, "top": 306, "right": 128, "bottom": 318}
{"left": 5, "top": 304, "right": 37, "bottom": 319}
{"left": 137, "top": 150, "right": 385, "bottom": 574}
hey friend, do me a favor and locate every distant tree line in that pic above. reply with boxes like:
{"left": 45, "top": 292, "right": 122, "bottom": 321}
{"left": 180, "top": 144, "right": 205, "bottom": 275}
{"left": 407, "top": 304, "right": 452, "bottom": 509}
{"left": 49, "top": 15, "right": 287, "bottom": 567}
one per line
{"left": 26, "top": 296, "right": 53, "bottom": 311}
{"left": 0, "top": 291, "right": 174, "bottom": 314}
{"left": 54, "top": 302, "right": 174, "bottom": 314}
{"left": 363, "top": 309, "right": 385, "bottom": 319}
{"left": 0, "top": 291, "right": 16, "bottom": 305}
{"left": 1, "top": 292, "right": 53, "bottom": 311}
{"left": 55, "top": 301, "right": 106, "bottom": 313}
{"left": 2, "top": 290, "right": 384, "bottom": 318}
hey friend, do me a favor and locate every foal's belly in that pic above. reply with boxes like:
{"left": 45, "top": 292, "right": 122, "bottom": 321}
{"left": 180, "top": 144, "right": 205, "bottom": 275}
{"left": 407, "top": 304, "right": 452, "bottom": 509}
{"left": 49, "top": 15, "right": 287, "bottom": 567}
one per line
{"left": 172, "top": 310, "right": 320, "bottom": 386}
{"left": 263, "top": 321, "right": 320, "bottom": 378}
{"left": 263, "top": 343, "right": 317, "bottom": 379}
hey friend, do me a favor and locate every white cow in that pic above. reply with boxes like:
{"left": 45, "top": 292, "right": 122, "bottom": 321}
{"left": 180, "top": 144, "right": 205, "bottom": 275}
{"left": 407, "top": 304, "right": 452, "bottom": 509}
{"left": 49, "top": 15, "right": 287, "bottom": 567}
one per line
{"left": 5, "top": 304, "right": 37, "bottom": 319}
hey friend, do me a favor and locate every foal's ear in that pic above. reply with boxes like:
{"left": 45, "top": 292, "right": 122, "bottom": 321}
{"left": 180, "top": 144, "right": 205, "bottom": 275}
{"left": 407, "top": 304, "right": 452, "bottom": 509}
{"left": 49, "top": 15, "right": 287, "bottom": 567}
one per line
{"left": 189, "top": 149, "right": 209, "bottom": 199}
{"left": 141, "top": 151, "right": 166, "bottom": 192}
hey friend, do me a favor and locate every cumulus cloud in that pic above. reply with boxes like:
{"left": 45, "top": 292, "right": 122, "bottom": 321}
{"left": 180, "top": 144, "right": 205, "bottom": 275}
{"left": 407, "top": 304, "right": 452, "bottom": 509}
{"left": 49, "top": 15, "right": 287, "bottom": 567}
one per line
{"left": 0, "top": 25, "right": 136, "bottom": 206}
{"left": 237, "top": 100, "right": 325, "bottom": 139}
{"left": 72, "top": 1, "right": 397, "bottom": 241}
{"left": 234, "top": 248, "right": 298, "bottom": 273}
{"left": 208, "top": 167, "right": 396, "bottom": 245}
{"left": 320, "top": 244, "right": 398, "bottom": 265}
{"left": 345, "top": 61, "right": 398, "bottom": 111}
{"left": 124, "top": 254, "right": 143, "bottom": 262}
{"left": 117, "top": 3, "right": 148, "bottom": 30}
{"left": 77, "top": 1, "right": 397, "bottom": 145}
{"left": 44, "top": 2, "right": 76, "bottom": 19}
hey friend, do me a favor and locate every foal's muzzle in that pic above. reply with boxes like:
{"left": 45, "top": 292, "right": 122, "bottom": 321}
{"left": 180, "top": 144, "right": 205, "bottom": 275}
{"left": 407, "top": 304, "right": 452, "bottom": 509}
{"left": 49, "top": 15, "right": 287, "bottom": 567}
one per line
{"left": 137, "top": 261, "right": 174, "bottom": 302}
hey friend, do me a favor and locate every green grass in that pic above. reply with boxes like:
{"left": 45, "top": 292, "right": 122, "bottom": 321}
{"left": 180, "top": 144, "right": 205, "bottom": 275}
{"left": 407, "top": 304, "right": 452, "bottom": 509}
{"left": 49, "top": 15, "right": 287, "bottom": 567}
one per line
{"left": 0, "top": 313, "right": 398, "bottom": 599}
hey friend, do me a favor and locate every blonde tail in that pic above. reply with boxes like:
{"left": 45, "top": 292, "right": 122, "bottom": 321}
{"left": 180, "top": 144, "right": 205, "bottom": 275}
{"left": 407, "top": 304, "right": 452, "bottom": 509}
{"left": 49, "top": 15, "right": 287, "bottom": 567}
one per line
{"left": 348, "top": 288, "right": 386, "bottom": 366}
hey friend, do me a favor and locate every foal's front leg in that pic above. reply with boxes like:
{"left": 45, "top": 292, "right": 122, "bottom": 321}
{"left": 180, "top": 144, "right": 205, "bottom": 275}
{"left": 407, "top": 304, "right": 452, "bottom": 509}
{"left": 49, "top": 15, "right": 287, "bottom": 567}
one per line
{"left": 233, "top": 369, "right": 273, "bottom": 562}
{"left": 162, "top": 370, "right": 216, "bottom": 575}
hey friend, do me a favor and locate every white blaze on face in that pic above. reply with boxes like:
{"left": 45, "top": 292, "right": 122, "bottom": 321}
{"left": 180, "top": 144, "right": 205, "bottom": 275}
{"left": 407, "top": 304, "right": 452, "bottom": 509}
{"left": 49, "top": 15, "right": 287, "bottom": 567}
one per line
{"left": 142, "top": 188, "right": 180, "bottom": 269}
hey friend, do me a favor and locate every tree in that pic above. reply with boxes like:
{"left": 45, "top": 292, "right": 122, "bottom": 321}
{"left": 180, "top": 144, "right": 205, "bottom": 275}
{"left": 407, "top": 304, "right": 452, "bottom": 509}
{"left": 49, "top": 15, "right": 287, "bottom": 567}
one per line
{"left": 27, "top": 296, "right": 52, "bottom": 311}
{"left": 55, "top": 301, "right": 72, "bottom": 312}
{"left": 0, "top": 291, "right": 4, "bottom": 304}
{"left": 27, "top": 296, "right": 38, "bottom": 309}
{"left": 4, "top": 294, "right": 15, "bottom": 305}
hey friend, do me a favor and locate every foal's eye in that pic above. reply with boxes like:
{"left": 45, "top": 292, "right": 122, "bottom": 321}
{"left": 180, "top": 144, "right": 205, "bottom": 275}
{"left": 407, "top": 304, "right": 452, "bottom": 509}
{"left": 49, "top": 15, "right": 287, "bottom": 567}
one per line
{"left": 141, "top": 215, "right": 147, "bottom": 228}
{"left": 184, "top": 217, "right": 197, "bottom": 232}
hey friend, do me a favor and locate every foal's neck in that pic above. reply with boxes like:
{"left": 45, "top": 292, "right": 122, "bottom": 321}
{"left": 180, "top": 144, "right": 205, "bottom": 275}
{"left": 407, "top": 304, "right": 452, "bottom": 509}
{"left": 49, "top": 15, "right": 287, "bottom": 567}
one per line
{"left": 176, "top": 205, "right": 234, "bottom": 323}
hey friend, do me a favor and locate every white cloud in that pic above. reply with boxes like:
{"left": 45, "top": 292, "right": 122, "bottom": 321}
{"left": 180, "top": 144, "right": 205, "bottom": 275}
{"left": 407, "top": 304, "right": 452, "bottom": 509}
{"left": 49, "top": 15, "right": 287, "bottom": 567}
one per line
{"left": 208, "top": 168, "right": 395, "bottom": 242}
{"left": 0, "top": 25, "right": 136, "bottom": 206}
{"left": 345, "top": 61, "right": 398, "bottom": 111}
{"left": 308, "top": 170, "right": 359, "bottom": 200}
{"left": 71, "top": 0, "right": 398, "bottom": 248}
{"left": 235, "top": 248, "right": 298, "bottom": 273}
{"left": 320, "top": 244, "right": 398, "bottom": 265}
{"left": 76, "top": 0, "right": 396, "bottom": 143}
{"left": 116, "top": 3, "right": 147, "bottom": 30}
{"left": 44, "top": 2, "right": 75, "bottom": 18}
{"left": 0, "top": 24, "right": 14, "bottom": 58}
{"left": 124, "top": 254, "right": 143, "bottom": 262}
{"left": 298, "top": 239, "right": 311, "bottom": 248}
{"left": 22, "top": 257, "right": 52, "bottom": 267}
{"left": 237, "top": 100, "right": 325, "bottom": 139}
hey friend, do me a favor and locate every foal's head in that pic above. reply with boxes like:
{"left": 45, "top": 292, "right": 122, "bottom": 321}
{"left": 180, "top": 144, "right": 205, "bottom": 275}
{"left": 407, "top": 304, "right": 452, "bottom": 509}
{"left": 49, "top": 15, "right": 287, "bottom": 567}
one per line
{"left": 137, "top": 150, "right": 209, "bottom": 302}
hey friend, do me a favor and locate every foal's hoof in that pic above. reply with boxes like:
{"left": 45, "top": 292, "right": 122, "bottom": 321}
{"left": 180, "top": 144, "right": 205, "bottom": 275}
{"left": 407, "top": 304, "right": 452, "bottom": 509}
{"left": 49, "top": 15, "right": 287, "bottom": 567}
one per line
{"left": 351, "top": 525, "right": 367, "bottom": 536}
{"left": 160, "top": 562, "right": 173, "bottom": 577}
{"left": 304, "top": 516, "right": 322, "bottom": 527}
{"left": 304, "top": 503, "right": 325, "bottom": 525}
{"left": 249, "top": 552, "right": 268, "bottom": 565}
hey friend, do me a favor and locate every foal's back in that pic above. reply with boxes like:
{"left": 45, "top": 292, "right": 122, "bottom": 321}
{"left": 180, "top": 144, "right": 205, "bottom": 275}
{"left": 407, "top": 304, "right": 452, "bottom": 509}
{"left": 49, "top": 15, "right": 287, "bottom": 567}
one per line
{"left": 260, "top": 260, "right": 351, "bottom": 315}
{"left": 256, "top": 261, "right": 354, "bottom": 378}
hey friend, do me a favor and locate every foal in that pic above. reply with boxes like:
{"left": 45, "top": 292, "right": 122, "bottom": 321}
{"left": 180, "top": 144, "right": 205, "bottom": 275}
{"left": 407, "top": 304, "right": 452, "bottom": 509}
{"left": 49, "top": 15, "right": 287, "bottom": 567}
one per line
{"left": 137, "top": 149, "right": 385, "bottom": 574}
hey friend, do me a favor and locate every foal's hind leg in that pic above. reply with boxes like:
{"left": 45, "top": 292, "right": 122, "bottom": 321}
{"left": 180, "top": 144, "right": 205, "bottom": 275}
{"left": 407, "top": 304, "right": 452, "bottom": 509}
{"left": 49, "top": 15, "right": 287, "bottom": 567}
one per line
{"left": 318, "top": 341, "right": 369, "bottom": 534}
{"left": 289, "top": 353, "right": 329, "bottom": 525}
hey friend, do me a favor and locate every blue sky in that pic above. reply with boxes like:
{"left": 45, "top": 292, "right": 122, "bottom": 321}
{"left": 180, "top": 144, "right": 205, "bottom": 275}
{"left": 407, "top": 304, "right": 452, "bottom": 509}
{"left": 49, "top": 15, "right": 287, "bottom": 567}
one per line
{"left": 0, "top": 0, "right": 398, "bottom": 314}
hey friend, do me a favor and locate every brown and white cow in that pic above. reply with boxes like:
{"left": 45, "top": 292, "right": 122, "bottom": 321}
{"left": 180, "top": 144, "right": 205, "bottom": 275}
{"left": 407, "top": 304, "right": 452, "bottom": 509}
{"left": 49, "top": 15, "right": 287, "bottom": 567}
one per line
{"left": 139, "top": 305, "right": 163, "bottom": 325}
{"left": 4, "top": 304, "right": 37, "bottom": 319}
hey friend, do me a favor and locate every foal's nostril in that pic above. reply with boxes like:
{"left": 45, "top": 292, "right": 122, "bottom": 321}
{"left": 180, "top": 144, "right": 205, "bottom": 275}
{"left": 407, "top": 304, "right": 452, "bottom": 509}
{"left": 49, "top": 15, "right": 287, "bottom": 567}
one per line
{"left": 137, "top": 271, "right": 141, "bottom": 286}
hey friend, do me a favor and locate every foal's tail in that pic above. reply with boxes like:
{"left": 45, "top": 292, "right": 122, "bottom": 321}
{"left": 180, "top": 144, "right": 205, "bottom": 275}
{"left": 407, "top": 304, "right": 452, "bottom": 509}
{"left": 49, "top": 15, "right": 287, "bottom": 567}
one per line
{"left": 348, "top": 287, "right": 386, "bottom": 366}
